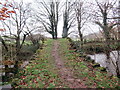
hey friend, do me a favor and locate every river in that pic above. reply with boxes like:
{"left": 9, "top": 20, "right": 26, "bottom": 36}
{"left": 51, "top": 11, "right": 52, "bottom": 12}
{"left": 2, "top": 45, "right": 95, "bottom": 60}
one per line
{"left": 88, "top": 51, "right": 120, "bottom": 75}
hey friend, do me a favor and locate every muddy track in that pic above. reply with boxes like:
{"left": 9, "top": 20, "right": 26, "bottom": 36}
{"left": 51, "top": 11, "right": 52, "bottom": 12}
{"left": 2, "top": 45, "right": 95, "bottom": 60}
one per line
{"left": 52, "top": 40, "right": 86, "bottom": 88}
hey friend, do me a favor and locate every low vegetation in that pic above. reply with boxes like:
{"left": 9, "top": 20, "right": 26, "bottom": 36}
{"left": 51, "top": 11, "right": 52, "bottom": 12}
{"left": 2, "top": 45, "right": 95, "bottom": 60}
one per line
{"left": 1, "top": 40, "right": 41, "bottom": 86}
{"left": 69, "top": 40, "right": 120, "bottom": 54}
{"left": 1, "top": 38, "right": 119, "bottom": 88}
{"left": 12, "top": 39, "right": 65, "bottom": 88}
{"left": 59, "top": 39, "right": 120, "bottom": 88}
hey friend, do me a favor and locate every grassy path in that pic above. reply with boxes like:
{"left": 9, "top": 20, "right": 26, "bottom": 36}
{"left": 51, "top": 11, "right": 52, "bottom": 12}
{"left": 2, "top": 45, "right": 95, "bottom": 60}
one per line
{"left": 12, "top": 39, "right": 65, "bottom": 88}
{"left": 12, "top": 39, "right": 119, "bottom": 88}
{"left": 52, "top": 40, "right": 86, "bottom": 88}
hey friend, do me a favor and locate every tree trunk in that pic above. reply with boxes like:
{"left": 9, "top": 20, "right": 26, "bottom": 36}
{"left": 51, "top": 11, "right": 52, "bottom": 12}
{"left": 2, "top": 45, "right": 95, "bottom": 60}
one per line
{"left": 62, "top": 27, "right": 68, "bottom": 38}
{"left": 118, "top": 0, "right": 120, "bottom": 40}
{"left": 52, "top": 33, "right": 55, "bottom": 39}
{"left": 104, "top": 31, "right": 113, "bottom": 75}
{"left": 103, "top": 12, "right": 113, "bottom": 75}
{"left": 116, "top": 1, "right": 120, "bottom": 77}
{"left": 14, "top": 61, "right": 19, "bottom": 74}
{"left": 105, "top": 41, "right": 112, "bottom": 75}
{"left": 55, "top": 2, "right": 58, "bottom": 39}
{"left": 116, "top": 47, "right": 120, "bottom": 78}
{"left": 54, "top": 32, "right": 57, "bottom": 39}
{"left": 55, "top": 24, "right": 58, "bottom": 39}
{"left": 14, "top": 36, "right": 21, "bottom": 74}
{"left": 62, "top": 1, "right": 70, "bottom": 38}
{"left": 78, "top": 25, "right": 83, "bottom": 48}
{"left": 5, "top": 65, "right": 9, "bottom": 81}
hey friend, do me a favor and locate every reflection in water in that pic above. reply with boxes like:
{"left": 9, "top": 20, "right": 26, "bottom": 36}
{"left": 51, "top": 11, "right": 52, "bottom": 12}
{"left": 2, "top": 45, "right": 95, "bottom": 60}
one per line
{"left": 88, "top": 51, "right": 119, "bottom": 67}
{"left": 88, "top": 54, "right": 107, "bottom": 67}
{"left": 88, "top": 51, "right": 120, "bottom": 75}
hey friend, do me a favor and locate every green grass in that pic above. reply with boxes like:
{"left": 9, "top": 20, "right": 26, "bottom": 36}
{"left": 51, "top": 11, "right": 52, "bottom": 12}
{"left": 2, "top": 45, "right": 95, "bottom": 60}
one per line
{"left": 11, "top": 38, "right": 120, "bottom": 88}
{"left": 12, "top": 39, "right": 65, "bottom": 88}
{"left": 59, "top": 38, "right": 120, "bottom": 88}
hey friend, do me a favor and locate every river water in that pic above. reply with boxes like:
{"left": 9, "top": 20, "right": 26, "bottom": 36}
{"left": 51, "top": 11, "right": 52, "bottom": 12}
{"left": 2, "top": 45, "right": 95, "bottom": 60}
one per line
{"left": 88, "top": 51, "right": 120, "bottom": 75}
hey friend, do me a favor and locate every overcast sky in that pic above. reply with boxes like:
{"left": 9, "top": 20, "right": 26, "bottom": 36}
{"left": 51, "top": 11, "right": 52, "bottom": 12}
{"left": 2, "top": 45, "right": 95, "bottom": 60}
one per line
{"left": 12, "top": 0, "right": 98, "bottom": 37}
{"left": 1, "top": 0, "right": 119, "bottom": 38}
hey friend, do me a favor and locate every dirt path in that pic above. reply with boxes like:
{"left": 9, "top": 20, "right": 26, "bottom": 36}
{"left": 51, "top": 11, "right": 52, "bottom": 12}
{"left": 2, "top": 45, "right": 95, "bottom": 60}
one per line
{"left": 52, "top": 40, "right": 86, "bottom": 88}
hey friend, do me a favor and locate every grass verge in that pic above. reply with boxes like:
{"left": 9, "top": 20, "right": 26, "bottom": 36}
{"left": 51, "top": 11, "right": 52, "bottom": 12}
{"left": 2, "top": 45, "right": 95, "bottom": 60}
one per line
{"left": 59, "top": 38, "right": 120, "bottom": 88}
{"left": 12, "top": 39, "right": 65, "bottom": 88}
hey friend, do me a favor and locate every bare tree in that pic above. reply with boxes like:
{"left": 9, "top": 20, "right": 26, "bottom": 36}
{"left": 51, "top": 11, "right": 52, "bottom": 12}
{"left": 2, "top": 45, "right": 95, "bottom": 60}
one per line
{"left": 94, "top": 0, "right": 120, "bottom": 77}
{"left": 74, "top": 0, "right": 90, "bottom": 48}
{"left": 116, "top": 0, "right": 120, "bottom": 78}
{"left": 1, "top": 1, "right": 32, "bottom": 73}
{"left": 36, "top": 0, "right": 60, "bottom": 39}
{"left": 117, "top": 0, "right": 120, "bottom": 40}
{"left": 26, "top": 18, "right": 45, "bottom": 45}
{"left": 62, "top": 0, "right": 75, "bottom": 38}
